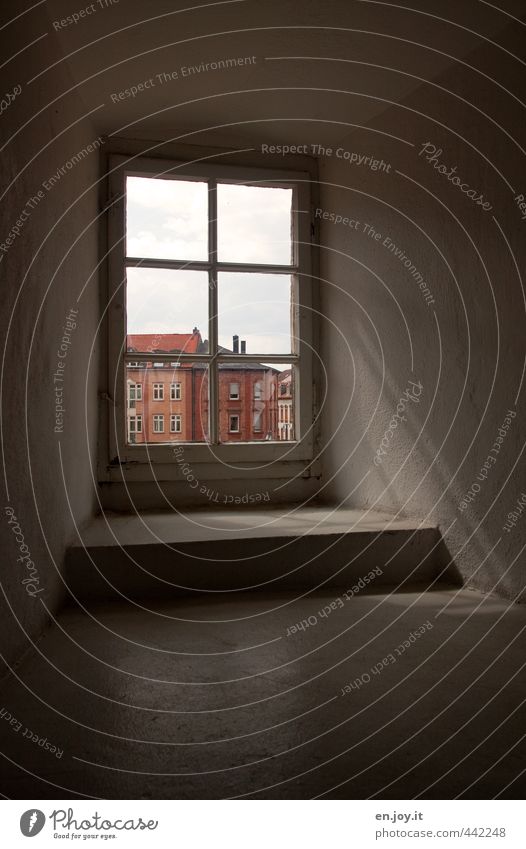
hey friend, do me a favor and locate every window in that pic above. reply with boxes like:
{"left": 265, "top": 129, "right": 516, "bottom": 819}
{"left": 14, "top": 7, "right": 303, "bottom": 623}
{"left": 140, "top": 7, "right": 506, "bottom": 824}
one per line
{"left": 170, "top": 382, "right": 182, "bottom": 401}
{"left": 253, "top": 410, "right": 262, "bottom": 432}
{"left": 107, "top": 153, "right": 315, "bottom": 478}
{"left": 170, "top": 414, "right": 182, "bottom": 433}
{"left": 128, "top": 415, "right": 142, "bottom": 433}
{"left": 153, "top": 414, "right": 164, "bottom": 433}
{"left": 128, "top": 383, "right": 142, "bottom": 401}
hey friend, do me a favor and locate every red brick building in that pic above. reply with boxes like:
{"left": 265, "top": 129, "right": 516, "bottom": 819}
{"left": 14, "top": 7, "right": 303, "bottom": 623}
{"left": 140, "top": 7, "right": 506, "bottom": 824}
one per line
{"left": 126, "top": 331, "right": 280, "bottom": 443}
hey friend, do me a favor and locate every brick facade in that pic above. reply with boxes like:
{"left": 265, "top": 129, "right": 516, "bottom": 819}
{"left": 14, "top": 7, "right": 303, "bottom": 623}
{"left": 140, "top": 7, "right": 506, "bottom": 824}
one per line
{"left": 126, "top": 332, "right": 281, "bottom": 443}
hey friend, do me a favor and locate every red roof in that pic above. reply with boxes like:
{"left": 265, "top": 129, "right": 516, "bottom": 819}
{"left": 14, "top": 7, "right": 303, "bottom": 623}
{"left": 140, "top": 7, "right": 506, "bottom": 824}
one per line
{"left": 127, "top": 331, "right": 201, "bottom": 354}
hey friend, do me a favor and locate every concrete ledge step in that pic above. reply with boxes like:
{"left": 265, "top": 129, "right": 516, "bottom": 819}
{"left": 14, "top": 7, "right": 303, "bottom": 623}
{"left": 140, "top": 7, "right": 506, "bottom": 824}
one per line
{"left": 66, "top": 507, "right": 458, "bottom": 601}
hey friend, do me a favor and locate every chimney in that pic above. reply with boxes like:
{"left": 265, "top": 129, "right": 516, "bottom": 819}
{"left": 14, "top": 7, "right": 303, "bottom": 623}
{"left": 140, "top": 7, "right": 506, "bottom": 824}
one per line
{"left": 240, "top": 340, "right": 246, "bottom": 354}
{"left": 233, "top": 335, "right": 239, "bottom": 353}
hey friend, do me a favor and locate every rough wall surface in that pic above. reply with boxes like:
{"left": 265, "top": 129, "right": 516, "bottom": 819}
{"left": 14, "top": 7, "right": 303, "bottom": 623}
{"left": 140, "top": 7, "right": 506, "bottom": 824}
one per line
{"left": 0, "top": 3, "right": 100, "bottom": 669}
{"left": 317, "top": 47, "right": 526, "bottom": 600}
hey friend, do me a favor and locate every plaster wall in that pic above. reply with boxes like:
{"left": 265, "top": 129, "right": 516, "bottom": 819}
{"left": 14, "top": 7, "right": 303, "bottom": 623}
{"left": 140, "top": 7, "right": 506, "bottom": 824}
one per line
{"left": 317, "top": 50, "right": 526, "bottom": 600}
{"left": 0, "top": 3, "right": 100, "bottom": 669}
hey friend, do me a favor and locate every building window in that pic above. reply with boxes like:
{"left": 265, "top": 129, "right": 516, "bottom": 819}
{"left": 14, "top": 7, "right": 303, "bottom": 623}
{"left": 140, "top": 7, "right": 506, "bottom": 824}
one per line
{"left": 253, "top": 410, "right": 262, "bottom": 432}
{"left": 229, "top": 382, "right": 240, "bottom": 400}
{"left": 153, "top": 383, "right": 164, "bottom": 401}
{"left": 253, "top": 381, "right": 263, "bottom": 400}
{"left": 229, "top": 415, "right": 240, "bottom": 433}
{"left": 170, "top": 382, "right": 182, "bottom": 401}
{"left": 170, "top": 414, "right": 182, "bottom": 433}
{"left": 128, "top": 383, "right": 142, "bottom": 401}
{"left": 129, "top": 415, "right": 142, "bottom": 433}
{"left": 153, "top": 414, "right": 164, "bottom": 433}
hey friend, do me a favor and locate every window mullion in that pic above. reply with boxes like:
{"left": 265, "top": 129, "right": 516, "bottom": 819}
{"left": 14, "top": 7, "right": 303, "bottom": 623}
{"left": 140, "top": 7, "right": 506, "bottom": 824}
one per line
{"left": 208, "top": 179, "right": 219, "bottom": 444}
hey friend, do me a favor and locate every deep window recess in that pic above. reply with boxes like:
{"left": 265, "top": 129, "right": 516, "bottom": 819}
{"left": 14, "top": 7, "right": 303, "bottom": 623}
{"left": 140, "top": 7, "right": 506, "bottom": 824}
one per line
{"left": 107, "top": 154, "right": 314, "bottom": 470}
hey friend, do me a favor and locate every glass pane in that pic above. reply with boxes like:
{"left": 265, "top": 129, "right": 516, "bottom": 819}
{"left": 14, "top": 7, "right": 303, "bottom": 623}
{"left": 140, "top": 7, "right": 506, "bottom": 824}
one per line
{"left": 126, "top": 176, "right": 208, "bottom": 260}
{"left": 218, "top": 272, "right": 292, "bottom": 355}
{"left": 217, "top": 183, "right": 292, "bottom": 265}
{"left": 218, "top": 363, "right": 296, "bottom": 443}
{"left": 126, "top": 267, "right": 208, "bottom": 352}
{"left": 126, "top": 364, "right": 209, "bottom": 444}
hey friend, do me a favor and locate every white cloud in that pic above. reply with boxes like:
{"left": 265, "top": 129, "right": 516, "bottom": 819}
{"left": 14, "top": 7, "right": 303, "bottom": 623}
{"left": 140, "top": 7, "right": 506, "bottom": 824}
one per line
{"left": 126, "top": 179, "right": 294, "bottom": 353}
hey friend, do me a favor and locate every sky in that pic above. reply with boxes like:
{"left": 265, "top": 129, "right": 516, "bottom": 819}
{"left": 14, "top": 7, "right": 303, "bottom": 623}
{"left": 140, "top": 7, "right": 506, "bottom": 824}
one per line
{"left": 125, "top": 177, "right": 293, "bottom": 355}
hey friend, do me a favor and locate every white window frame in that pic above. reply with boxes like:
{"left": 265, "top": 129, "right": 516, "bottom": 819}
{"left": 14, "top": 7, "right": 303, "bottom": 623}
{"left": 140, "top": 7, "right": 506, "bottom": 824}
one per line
{"left": 153, "top": 414, "right": 164, "bottom": 433}
{"left": 229, "top": 382, "right": 240, "bottom": 400}
{"left": 253, "top": 409, "right": 263, "bottom": 432}
{"left": 128, "top": 414, "right": 142, "bottom": 434}
{"left": 128, "top": 382, "right": 142, "bottom": 401}
{"left": 170, "top": 413, "right": 182, "bottom": 433}
{"left": 153, "top": 383, "right": 164, "bottom": 401}
{"left": 107, "top": 154, "right": 315, "bottom": 476}
{"left": 170, "top": 382, "right": 182, "bottom": 401}
{"left": 229, "top": 414, "right": 240, "bottom": 433}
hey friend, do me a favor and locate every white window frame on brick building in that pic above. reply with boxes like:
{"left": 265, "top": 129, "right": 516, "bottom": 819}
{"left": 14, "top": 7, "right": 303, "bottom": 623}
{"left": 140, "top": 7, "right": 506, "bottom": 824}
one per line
{"left": 128, "top": 415, "right": 142, "bottom": 434}
{"left": 170, "top": 414, "right": 182, "bottom": 433}
{"left": 253, "top": 410, "right": 263, "bottom": 433}
{"left": 105, "top": 151, "right": 318, "bottom": 485}
{"left": 128, "top": 382, "right": 142, "bottom": 402}
{"left": 170, "top": 382, "right": 182, "bottom": 401}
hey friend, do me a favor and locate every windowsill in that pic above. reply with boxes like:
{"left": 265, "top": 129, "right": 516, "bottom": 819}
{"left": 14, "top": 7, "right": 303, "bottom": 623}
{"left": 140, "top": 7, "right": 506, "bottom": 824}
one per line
{"left": 102, "top": 451, "right": 320, "bottom": 484}
{"left": 112, "top": 438, "right": 311, "bottom": 465}
{"left": 76, "top": 505, "right": 436, "bottom": 546}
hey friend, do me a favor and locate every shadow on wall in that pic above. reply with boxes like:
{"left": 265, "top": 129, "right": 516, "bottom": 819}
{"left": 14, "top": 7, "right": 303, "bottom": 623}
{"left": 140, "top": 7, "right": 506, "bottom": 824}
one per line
{"left": 324, "top": 316, "right": 515, "bottom": 600}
